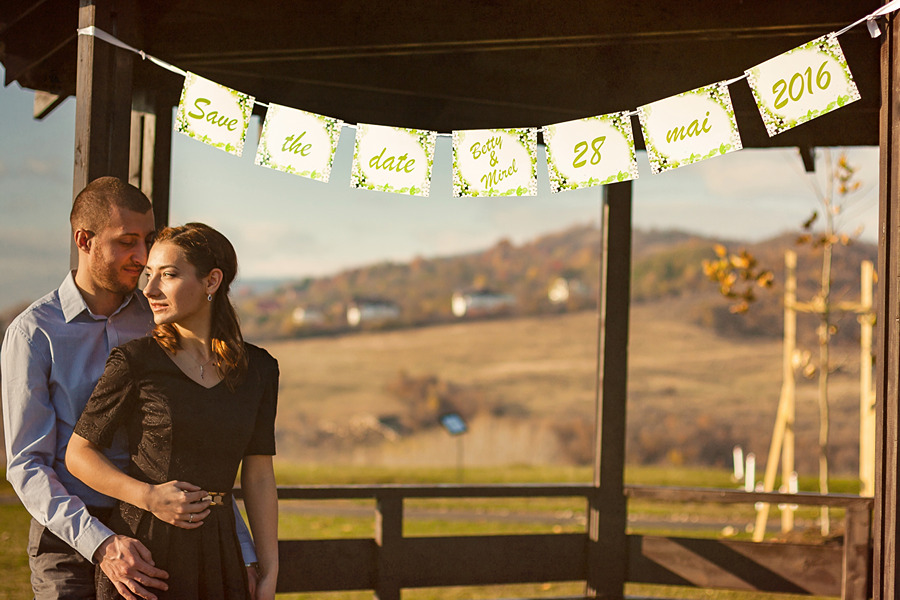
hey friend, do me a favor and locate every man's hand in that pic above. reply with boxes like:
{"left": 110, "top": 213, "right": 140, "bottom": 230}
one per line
{"left": 143, "top": 480, "right": 210, "bottom": 528}
{"left": 95, "top": 535, "right": 169, "bottom": 600}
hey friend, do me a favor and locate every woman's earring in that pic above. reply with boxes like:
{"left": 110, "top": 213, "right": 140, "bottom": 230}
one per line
{"left": 207, "top": 294, "right": 213, "bottom": 302}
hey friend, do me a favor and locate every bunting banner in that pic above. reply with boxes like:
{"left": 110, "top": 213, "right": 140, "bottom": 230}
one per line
{"left": 351, "top": 124, "right": 437, "bottom": 196}
{"left": 745, "top": 34, "right": 861, "bottom": 137}
{"left": 452, "top": 128, "right": 538, "bottom": 197}
{"left": 638, "top": 82, "right": 742, "bottom": 175}
{"left": 174, "top": 72, "right": 254, "bottom": 157}
{"left": 75, "top": 1, "right": 900, "bottom": 196}
{"left": 543, "top": 112, "right": 639, "bottom": 193}
{"left": 256, "top": 104, "right": 343, "bottom": 183}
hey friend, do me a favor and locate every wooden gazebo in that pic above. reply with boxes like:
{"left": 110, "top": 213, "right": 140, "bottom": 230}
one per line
{"left": 2, "top": 1, "right": 899, "bottom": 597}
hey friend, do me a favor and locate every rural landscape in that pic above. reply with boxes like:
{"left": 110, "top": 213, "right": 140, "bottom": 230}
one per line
{"left": 0, "top": 222, "right": 877, "bottom": 474}
{"left": 224, "top": 223, "right": 876, "bottom": 476}
{"left": 0, "top": 223, "right": 877, "bottom": 598}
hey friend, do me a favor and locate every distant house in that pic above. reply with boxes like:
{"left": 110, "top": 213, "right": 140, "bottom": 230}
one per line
{"left": 451, "top": 289, "right": 516, "bottom": 318}
{"left": 548, "top": 277, "right": 588, "bottom": 304}
{"left": 291, "top": 306, "right": 325, "bottom": 326}
{"left": 347, "top": 298, "right": 401, "bottom": 327}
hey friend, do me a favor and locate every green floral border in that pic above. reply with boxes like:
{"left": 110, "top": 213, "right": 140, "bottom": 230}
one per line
{"left": 544, "top": 112, "right": 639, "bottom": 193}
{"left": 349, "top": 124, "right": 437, "bottom": 197}
{"left": 638, "top": 82, "right": 742, "bottom": 175}
{"left": 451, "top": 128, "right": 538, "bottom": 197}
{"left": 745, "top": 34, "right": 861, "bottom": 137}
{"left": 174, "top": 72, "right": 254, "bottom": 157}
{"left": 254, "top": 104, "right": 343, "bottom": 183}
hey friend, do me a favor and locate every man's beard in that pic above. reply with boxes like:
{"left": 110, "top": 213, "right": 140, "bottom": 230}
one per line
{"left": 90, "top": 258, "right": 139, "bottom": 296}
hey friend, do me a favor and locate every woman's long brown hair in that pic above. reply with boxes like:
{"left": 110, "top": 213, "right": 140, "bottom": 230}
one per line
{"left": 151, "top": 222, "right": 248, "bottom": 388}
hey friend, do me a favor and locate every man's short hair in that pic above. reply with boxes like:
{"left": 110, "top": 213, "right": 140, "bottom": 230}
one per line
{"left": 70, "top": 176, "right": 153, "bottom": 233}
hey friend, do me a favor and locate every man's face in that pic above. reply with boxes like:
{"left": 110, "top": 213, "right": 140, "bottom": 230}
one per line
{"left": 85, "top": 206, "right": 156, "bottom": 295}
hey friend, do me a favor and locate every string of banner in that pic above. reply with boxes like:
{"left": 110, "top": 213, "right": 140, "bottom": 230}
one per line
{"left": 78, "top": 1, "right": 900, "bottom": 198}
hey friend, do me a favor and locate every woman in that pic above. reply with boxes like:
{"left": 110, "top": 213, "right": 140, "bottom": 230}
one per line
{"left": 66, "top": 223, "right": 279, "bottom": 600}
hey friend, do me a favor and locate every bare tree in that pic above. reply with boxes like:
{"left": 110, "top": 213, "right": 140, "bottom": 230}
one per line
{"left": 797, "top": 149, "right": 866, "bottom": 534}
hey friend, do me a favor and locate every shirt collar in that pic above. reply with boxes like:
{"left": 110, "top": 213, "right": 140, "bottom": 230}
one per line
{"left": 60, "top": 271, "right": 144, "bottom": 323}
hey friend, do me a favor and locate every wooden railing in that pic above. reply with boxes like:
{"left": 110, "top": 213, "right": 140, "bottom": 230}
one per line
{"left": 235, "top": 484, "right": 873, "bottom": 600}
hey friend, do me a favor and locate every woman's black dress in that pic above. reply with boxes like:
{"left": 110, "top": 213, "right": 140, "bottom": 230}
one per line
{"left": 74, "top": 337, "right": 278, "bottom": 600}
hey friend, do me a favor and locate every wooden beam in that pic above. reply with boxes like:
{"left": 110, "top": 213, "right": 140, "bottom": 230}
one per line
{"left": 273, "top": 533, "right": 851, "bottom": 596}
{"left": 586, "top": 181, "right": 632, "bottom": 598}
{"left": 73, "top": 0, "right": 133, "bottom": 192}
{"left": 798, "top": 146, "right": 816, "bottom": 172}
{"left": 128, "top": 88, "right": 173, "bottom": 229}
{"left": 72, "top": 0, "right": 136, "bottom": 266}
{"left": 874, "top": 8, "right": 900, "bottom": 600}
{"left": 33, "top": 90, "right": 66, "bottom": 119}
{"left": 150, "top": 97, "right": 172, "bottom": 229}
{"left": 375, "top": 495, "right": 402, "bottom": 600}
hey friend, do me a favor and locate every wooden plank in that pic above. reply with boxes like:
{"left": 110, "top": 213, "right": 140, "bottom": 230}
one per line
{"left": 275, "top": 539, "right": 376, "bottom": 592}
{"left": 400, "top": 533, "right": 586, "bottom": 587}
{"left": 586, "top": 181, "right": 632, "bottom": 598}
{"left": 128, "top": 88, "right": 173, "bottom": 229}
{"left": 626, "top": 485, "right": 873, "bottom": 508}
{"left": 628, "top": 535, "right": 843, "bottom": 596}
{"left": 267, "top": 484, "right": 594, "bottom": 500}
{"left": 251, "top": 483, "right": 873, "bottom": 510}
{"left": 73, "top": 0, "right": 133, "bottom": 192}
{"left": 72, "top": 0, "right": 134, "bottom": 265}
{"left": 842, "top": 506, "right": 872, "bottom": 600}
{"left": 150, "top": 96, "right": 172, "bottom": 229}
{"left": 128, "top": 109, "right": 144, "bottom": 188}
{"left": 874, "top": 8, "right": 900, "bottom": 600}
{"left": 33, "top": 90, "right": 65, "bottom": 119}
{"left": 375, "top": 495, "right": 402, "bottom": 600}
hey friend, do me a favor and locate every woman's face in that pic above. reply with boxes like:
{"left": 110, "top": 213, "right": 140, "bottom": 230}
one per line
{"left": 143, "top": 241, "right": 211, "bottom": 327}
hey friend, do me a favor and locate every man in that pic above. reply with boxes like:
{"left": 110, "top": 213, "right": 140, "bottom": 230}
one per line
{"left": 2, "top": 177, "right": 257, "bottom": 600}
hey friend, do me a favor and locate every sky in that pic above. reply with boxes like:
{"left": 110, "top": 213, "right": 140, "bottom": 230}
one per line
{"left": 0, "top": 65, "right": 880, "bottom": 312}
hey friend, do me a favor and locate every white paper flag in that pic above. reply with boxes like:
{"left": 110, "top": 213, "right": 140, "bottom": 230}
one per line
{"left": 350, "top": 124, "right": 436, "bottom": 196}
{"left": 255, "top": 104, "right": 343, "bottom": 182}
{"left": 544, "top": 112, "right": 639, "bottom": 192}
{"left": 452, "top": 128, "right": 538, "bottom": 197}
{"left": 174, "top": 72, "right": 254, "bottom": 157}
{"left": 745, "top": 34, "right": 861, "bottom": 137}
{"left": 638, "top": 82, "right": 742, "bottom": 175}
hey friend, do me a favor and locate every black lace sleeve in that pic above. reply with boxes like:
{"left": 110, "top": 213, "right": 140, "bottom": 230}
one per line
{"left": 73, "top": 346, "right": 138, "bottom": 448}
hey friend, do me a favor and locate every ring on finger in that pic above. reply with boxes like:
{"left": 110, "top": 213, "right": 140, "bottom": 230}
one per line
{"left": 189, "top": 514, "right": 194, "bottom": 523}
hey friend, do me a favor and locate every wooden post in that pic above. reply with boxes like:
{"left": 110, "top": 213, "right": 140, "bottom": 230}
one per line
{"left": 753, "top": 251, "right": 798, "bottom": 541}
{"left": 72, "top": 0, "right": 136, "bottom": 266}
{"left": 375, "top": 494, "right": 402, "bottom": 600}
{"left": 859, "top": 261, "right": 875, "bottom": 497}
{"left": 129, "top": 92, "right": 173, "bottom": 229}
{"left": 841, "top": 504, "right": 871, "bottom": 600}
{"left": 874, "top": 8, "right": 900, "bottom": 599}
{"left": 586, "top": 181, "right": 631, "bottom": 598}
{"left": 782, "top": 252, "right": 797, "bottom": 532}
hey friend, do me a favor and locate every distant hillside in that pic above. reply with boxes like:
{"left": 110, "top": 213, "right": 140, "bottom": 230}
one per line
{"left": 236, "top": 224, "right": 878, "bottom": 345}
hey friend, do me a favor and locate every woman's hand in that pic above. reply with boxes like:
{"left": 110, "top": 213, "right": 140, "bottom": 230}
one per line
{"left": 252, "top": 573, "right": 277, "bottom": 600}
{"left": 143, "top": 480, "right": 211, "bottom": 528}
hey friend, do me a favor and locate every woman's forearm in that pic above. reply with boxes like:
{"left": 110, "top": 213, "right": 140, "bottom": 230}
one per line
{"left": 65, "top": 433, "right": 152, "bottom": 509}
{"left": 241, "top": 455, "right": 279, "bottom": 578}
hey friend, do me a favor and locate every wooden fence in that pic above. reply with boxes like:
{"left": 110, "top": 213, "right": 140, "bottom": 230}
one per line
{"left": 236, "top": 484, "right": 873, "bottom": 600}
